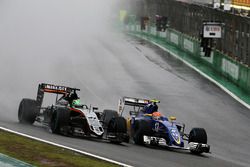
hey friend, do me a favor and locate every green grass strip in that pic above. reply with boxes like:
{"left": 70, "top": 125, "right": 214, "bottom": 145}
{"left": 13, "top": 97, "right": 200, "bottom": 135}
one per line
{"left": 0, "top": 130, "right": 118, "bottom": 167}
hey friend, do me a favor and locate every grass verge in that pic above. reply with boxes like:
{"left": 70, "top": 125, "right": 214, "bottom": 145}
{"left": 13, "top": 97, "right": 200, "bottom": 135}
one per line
{"left": 0, "top": 129, "right": 118, "bottom": 167}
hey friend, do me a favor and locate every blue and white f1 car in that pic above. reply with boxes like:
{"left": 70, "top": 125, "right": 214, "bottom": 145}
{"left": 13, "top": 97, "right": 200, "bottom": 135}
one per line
{"left": 118, "top": 97, "right": 210, "bottom": 154}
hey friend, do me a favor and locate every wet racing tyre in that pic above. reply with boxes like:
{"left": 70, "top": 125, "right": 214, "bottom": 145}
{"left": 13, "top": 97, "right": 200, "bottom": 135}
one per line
{"left": 107, "top": 116, "right": 127, "bottom": 133}
{"left": 133, "top": 120, "right": 152, "bottom": 145}
{"left": 107, "top": 116, "right": 127, "bottom": 144}
{"left": 18, "top": 98, "right": 38, "bottom": 124}
{"left": 50, "top": 108, "right": 70, "bottom": 134}
{"left": 188, "top": 128, "right": 207, "bottom": 144}
{"left": 189, "top": 128, "right": 208, "bottom": 154}
{"left": 101, "top": 109, "right": 118, "bottom": 127}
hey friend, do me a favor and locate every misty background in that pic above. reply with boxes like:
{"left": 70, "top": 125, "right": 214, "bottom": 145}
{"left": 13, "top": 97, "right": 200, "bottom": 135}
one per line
{"left": 0, "top": 0, "right": 121, "bottom": 121}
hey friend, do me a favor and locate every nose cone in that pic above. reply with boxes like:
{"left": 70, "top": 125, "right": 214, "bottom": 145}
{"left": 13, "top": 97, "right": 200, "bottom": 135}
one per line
{"left": 170, "top": 128, "right": 181, "bottom": 145}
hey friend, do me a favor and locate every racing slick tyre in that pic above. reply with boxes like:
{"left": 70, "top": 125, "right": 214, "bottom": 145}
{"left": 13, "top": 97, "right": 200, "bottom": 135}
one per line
{"left": 50, "top": 108, "right": 70, "bottom": 134}
{"left": 188, "top": 128, "right": 208, "bottom": 154}
{"left": 133, "top": 120, "right": 152, "bottom": 145}
{"left": 18, "top": 98, "right": 39, "bottom": 124}
{"left": 101, "top": 109, "right": 119, "bottom": 127}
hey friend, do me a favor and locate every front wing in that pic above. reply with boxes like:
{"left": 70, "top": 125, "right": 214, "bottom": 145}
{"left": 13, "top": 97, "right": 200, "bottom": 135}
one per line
{"left": 143, "top": 136, "right": 210, "bottom": 153}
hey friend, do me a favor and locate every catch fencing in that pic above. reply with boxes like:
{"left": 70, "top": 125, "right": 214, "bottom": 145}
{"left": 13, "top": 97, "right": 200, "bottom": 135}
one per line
{"left": 131, "top": 0, "right": 250, "bottom": 66}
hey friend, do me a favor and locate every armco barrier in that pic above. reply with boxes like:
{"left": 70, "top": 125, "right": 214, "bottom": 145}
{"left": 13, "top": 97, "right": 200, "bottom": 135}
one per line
{"left": 126, "top": 24, "right": 250, "bottom": 96}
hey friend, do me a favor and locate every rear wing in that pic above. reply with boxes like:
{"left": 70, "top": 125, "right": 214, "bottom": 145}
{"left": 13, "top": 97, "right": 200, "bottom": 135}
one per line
{"left": 36, "top": 83, "right": 80, "bottom": 107}
{"left": 122, "top": 97, "right": 150, "bottom": 107}
{"left": 118, "top": 97, "right": 150, "bottom": 115}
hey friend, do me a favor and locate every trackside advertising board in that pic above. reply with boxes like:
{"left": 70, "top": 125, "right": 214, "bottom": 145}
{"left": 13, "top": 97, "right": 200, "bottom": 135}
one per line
{"left": 232, "top": 0, "right": 250, "bottom": 7}
{"left": 203, "top": 22, "right": 222, "bottom": 38}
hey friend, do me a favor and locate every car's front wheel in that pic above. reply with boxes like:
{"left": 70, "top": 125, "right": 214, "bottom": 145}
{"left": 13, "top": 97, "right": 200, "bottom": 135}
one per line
{"left": 188, "top": 128, "right": 208, "bottom": 154}
{"left": 133, "top": 120, "right": 152, "bottom": 145}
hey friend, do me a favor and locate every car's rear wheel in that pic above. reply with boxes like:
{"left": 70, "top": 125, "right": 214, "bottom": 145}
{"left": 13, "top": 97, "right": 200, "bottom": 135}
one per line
{"left": 18, "top": 98, "right": 38, "bottom": 124}
{"left": 101, "top": 109, "right": 119, "bottom": 127}
{"left": 108, "top": 116, "right": 127, "bottom": 133}
{"left": 50, "top": 108, "right": 70, "bottom": 134}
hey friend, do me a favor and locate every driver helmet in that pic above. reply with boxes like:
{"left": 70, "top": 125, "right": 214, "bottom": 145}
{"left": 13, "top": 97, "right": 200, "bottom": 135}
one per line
{"left": 152, "top": 112, "right": 162, "bottom": 117}
{"left": 150, "top": 99, "right": 160, "bottom": 104}
{"left": 72, "top": 99, "right": 81, "bottom": 106}
{"left": 152, "top": 112, "right": 162, "bottom": 120}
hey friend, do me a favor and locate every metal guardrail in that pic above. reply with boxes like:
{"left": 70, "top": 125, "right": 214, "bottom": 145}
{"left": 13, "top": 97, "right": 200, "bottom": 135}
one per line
{"left": 130, "top": 0, "right": 250, "bottom": 66}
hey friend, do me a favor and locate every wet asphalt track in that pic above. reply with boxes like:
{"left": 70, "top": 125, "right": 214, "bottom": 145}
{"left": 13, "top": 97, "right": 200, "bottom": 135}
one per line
{"left": 1, "top": 34, "right": 250, "bottom": 167}
{"left": 0, "top": 1, "right": 250, "bottom": 166}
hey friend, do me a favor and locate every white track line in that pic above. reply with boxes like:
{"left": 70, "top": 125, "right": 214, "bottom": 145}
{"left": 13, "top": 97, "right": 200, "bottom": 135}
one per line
{"left": 0, "top": 127, "right": 133, "bottom": 167}
{"left": 133, "top": 34, "right": 250, "bottom": 110}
